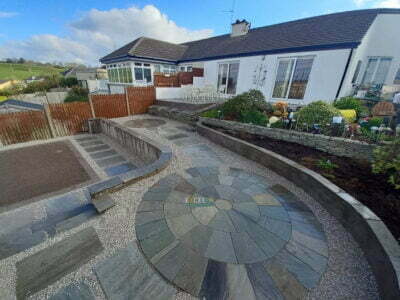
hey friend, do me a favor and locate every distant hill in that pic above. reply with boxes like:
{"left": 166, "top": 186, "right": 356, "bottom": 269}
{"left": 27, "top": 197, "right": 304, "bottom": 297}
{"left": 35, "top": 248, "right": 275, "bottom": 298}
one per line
{"left": 0, "top": 63, "right": 66, "bottom": 80}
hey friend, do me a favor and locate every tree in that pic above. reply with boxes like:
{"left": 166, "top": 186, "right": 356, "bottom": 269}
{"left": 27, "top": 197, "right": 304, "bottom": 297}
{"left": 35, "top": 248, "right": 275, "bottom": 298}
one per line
{"left": 18, "top": 57, "right": 26, "bottom": 64}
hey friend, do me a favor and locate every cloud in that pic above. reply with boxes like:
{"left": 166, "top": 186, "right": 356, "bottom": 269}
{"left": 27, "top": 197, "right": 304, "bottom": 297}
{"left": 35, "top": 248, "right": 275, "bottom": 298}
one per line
{"left": 0, "top": 11, "right": 18, "bottom": 18}
{"left": 374, "top": 0, "right": 400, "bottom": 7}
{"left": 0, "top": 5, "right": 213, "bottom": 65}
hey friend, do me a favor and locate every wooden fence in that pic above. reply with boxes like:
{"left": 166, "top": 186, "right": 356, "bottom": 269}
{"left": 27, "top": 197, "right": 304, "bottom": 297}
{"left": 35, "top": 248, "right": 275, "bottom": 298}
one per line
{"left": 0, "top": 86, "right": 156, "bottom": 147}
{"left": 154, "top": 68, "right": 204, "bottom": 87}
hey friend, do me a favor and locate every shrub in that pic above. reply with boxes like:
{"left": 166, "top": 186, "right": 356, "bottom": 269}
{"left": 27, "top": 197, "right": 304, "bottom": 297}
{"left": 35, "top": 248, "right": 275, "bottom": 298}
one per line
{"left": 334, "top": 97, "right": 363, "bottom": 117}
{"left": 361, "top": 117, "right": 383, "bottom": 130}
{"left": 64, "top": 87, "right": 88, "bottom": 103}
{"left": 372, "top": 138, "right": 400, "bottom": 189}
{"left": 60, "top": 77, "right": 78, "bottom": 88}
{"left": 296, "top": 101, "right": 341, "bottom": 130}
{"left": 240, "top": 110, "right": 268, "bottom": 126}
{"left": 201, "top": 109, "right": 220, "bottom": 119}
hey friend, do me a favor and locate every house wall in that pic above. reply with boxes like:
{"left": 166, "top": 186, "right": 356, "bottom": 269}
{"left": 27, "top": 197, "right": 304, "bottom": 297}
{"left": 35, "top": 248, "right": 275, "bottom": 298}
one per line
{"left": 340, "top": 13, "right": 400, "bottom": 97}
{"left": 201, "top": 48, "right": 350, "bottom": 104}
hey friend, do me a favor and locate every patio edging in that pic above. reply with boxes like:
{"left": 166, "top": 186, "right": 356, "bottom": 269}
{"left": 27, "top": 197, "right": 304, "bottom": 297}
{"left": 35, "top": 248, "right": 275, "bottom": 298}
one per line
{"left": 197, "top": 120, "right": 400, "bottom": 300}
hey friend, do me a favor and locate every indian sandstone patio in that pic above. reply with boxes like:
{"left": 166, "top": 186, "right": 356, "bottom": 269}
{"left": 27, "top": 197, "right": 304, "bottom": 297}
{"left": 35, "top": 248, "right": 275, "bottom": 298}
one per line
{"left": 0, "top": 115, "right": 379, "bottom": 299}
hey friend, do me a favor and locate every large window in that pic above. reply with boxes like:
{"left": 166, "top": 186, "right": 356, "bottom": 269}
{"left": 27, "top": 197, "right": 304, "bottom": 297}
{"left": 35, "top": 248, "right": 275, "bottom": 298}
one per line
{"left": 217, "top": 62, "right": 239, "bottom": 94}
{"left": 107, "top": 63, "right": 132, "bottom": 83}
{"left": 361, "top": 57, "right": 392, "bottom": 86}
{"left": 134, "top": 63, "right": 152, "bottom": 82}
{"left": 352, "top": 60, "right": 362, "bottom": 84}
{"left": 272, "top": 56, "right": 314, "bottom": 100}
{"left": 394, "top": 66, "right": 400, "bottom": 84}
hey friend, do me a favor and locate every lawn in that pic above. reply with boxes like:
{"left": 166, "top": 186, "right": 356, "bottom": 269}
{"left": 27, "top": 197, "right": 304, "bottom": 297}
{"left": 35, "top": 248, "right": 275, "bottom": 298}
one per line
{"left": 0, "top": 63, "right": 66, "bottom": 80}
{"left": 0, "top": 96, "right": 7, "bottom": 102}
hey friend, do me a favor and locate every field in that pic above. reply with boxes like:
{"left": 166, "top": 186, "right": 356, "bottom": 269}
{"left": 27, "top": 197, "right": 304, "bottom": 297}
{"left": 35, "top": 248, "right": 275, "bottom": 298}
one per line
{"left": 0, "top": 63, "right": 65, "bottom": 80}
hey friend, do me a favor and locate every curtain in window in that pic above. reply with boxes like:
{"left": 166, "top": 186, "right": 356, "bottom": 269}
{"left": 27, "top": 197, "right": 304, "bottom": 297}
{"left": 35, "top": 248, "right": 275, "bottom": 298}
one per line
{"left": 352, "top": 60, "right": 362, "bottom": 84}
{"left": 374, "top": 58, "right": 392, "bottom": 85}
{"left": 217, "top": 64, "right": 228, "bottom": 93}
{"left": 272, "top": 59, "right": 294, "bottom": 98}
{"left": 362, "top": 58, "right": 378, "bottom": 85}
{"left": 288, "top": 58, "right": 313, "bottom": 99}
{"left": 227, "top": 63, "right": 239, "bottom": 94}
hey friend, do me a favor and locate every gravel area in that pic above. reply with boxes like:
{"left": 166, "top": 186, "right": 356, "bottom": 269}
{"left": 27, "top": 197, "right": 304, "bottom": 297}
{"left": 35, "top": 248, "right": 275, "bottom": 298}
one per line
{"left": 0, "top": 114, "right": 380, "bottom": 299}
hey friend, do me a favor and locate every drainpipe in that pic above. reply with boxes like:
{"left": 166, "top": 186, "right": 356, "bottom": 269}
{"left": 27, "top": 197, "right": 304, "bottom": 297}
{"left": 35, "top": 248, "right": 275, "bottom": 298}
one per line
{"left": 335, "top": 48, "right": 354, "bottom": 100}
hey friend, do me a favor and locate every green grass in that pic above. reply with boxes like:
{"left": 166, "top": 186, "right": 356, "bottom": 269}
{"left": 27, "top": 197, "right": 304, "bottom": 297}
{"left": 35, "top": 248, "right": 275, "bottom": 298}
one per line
{"left": 0, "top": 63, "right": 66, "bottom": 80}
{"left": 0, "top": 96, "right": 8, "bottom": 102}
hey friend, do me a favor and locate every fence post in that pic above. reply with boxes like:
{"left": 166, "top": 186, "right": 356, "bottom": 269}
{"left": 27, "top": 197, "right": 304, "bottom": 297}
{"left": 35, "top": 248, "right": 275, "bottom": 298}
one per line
{"left": 88, "top": 94, "right": 96, "bottom": 118}
{"left": 125, "top": 87, "right": 131, "bottom": 115}
{"left": 44, "top": 104, "right": 56, "bottom": 138}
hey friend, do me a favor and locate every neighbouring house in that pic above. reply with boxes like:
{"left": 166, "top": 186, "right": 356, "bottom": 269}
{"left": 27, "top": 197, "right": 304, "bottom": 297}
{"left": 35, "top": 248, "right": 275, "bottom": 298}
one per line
{"left": 25, "top": 76, "right": 45, "bottom": 84}
{"left": 100, "top": 8, "right": 400, "bottom": 104}
{"left": 0, "top": 80, "right": 19, "bottom": 91}
{"left": 0, "top": 99, "right": 43, "bottom": 114}
{"left": 76, "top": 67, "right": 108, "bottom": 93}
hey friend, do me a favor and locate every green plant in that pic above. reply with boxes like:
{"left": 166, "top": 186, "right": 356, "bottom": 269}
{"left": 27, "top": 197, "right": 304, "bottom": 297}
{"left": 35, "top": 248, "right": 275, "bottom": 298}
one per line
{"left": 316, "top": 159, "right": 338, "bottom": 170}
{"left": 372, "top": 138, "right": 400, "bottom": 189}
{"left": 201, "top": 109, "right": 221, "bottom": 119}
{"left": 296, "top": 101, "right": 341, "bottom": 131}
{"left": 334, "top": 97, "right": 363, "bottom": 117}
{"left": 269, "top": 119, "right": 285, "bottom": 128}
{"left": 64, "top": 87, "right": 88, "bottom": 103}
{"left": 361, "top": 117, "right": 383, "bottom": 130}
{"left": 240, "top": 110, "right": 268, "bottom": 126}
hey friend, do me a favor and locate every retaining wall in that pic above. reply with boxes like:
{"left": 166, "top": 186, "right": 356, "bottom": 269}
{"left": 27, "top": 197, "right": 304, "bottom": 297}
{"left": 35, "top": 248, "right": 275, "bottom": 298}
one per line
{"left": 200, "top": 117, "right": 376, "bottom": 161}
{"left": 197, "top": 121, "right": 400, "bottom": 299}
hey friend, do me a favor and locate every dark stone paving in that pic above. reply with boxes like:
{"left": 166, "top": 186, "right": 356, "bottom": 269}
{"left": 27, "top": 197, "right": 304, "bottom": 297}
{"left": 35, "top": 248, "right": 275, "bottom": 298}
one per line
{"left": 135, "top": 167, "right": 328, "bottom": 298}
{"left": 16, "top": 227, "right": 103, "bottom": 300}
{"left": 94, "top": 241, "right": 176, "bottom": 300}
{"left": 123, "top": 118, "right": 166, "bottom": 128}
{"left": 48, "top": 282, "right": 95, "bottom": 300}
{"left": 75, "top": 135, "right": 137, "bottom": 178}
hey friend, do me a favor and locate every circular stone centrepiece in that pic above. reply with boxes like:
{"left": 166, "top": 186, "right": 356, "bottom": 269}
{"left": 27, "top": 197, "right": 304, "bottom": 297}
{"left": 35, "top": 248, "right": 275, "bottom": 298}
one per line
{"left": 123, "top": 118, "right": 166, "bottom": 128}
{"left": 135, "top": 167, "right": 328, "bottom": 298}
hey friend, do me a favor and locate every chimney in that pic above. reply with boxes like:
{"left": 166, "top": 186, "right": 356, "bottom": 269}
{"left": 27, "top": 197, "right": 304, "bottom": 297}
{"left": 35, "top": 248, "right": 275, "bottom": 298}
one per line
{"left": 231, "top": 19, "right": 250, "bottom": 37}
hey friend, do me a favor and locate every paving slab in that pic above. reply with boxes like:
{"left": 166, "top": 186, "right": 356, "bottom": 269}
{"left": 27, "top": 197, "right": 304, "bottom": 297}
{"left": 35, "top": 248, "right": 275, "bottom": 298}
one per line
{"left": 16, "top": 227, "right": 103, "bottom": 300}
{"left": 96, "top": 155, "right": 126, "bottom": 168}
{"left": 89, "top": 149, "right": 117, "bottom": 160}
{"left": 49, "top": 282, "right": 95, "bottom": 300}
{"left": 92, "top": 194, "right": 115, "bottom": 213}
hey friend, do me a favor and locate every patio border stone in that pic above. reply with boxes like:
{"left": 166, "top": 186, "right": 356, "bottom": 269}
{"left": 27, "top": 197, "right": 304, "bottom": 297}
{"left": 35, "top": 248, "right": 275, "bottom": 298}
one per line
{"left": 197, "top": 120, "right": 400, "bottom": 300}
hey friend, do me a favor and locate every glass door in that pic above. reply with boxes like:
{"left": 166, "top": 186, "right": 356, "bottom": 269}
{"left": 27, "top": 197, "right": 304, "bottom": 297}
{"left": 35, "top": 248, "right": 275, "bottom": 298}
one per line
{"left": 218, "top": 62, "right": 239, "bottom": 94}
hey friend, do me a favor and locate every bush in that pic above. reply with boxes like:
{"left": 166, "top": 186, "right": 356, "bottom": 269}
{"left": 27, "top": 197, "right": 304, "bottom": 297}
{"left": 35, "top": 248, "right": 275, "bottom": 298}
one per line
{"left": 240, "top": 110, "right": 268, "bottom": 126}
{"left": 372, "top": 138, "right": 400, "bottom": 189}
{"left": 220, "top": 89, "right": 270, "bottom": 120}
{"left": 60, "top": 77, "right": 78, "bottom": 88}
{"left": 296, "top": 101, "right": 341, "bottom": 130}
{"left": 201, "top": 109, "right": 220, "bottom": 119}
{"left": 64, "top": 87, "right": 88, "bottom": 103}
{"left": 361, "top": 117, "right": 383, "bottom": 130}
{"left": 334, "top": 97, "right": 363, "bottom": 117}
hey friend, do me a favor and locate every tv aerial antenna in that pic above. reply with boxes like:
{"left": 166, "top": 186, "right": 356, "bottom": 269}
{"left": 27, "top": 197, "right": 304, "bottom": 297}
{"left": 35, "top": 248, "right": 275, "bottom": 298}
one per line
{"left": 222, "top": 0, "right": 237, "bottom": 24}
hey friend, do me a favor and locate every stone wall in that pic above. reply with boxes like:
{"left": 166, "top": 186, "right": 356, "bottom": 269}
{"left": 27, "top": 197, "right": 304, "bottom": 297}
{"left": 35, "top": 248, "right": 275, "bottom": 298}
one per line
{"left": 197, "top": 122, "right": 400, "bottom": 300}
{"left": 200, "top": 117, "right": 377, "bottom": 162}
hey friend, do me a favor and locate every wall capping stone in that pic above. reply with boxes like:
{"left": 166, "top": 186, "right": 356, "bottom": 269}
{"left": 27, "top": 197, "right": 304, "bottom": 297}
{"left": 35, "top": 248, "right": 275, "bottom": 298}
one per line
{"left": 197, "top": 120, "right": 400, "bottom": 300}
{"left": 86, "top": 118, "right": 172, "bottom": 197}
{"left": 200, "top": 117, "right": 377, "bottom": 161}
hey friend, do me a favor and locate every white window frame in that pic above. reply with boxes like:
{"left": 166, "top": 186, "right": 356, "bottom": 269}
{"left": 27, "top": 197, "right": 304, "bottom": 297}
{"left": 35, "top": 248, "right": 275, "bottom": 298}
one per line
{"left": 133, "top": 62, "right": 152, "bottom": 83}
{"left": 361, "top": 56, "right": 393, "bottom": 86}
{"left": 271, "top": 55, "right": 315, "bottom": 101}
{"left": 217, "top": 61, "right": 240, "bottom": 95}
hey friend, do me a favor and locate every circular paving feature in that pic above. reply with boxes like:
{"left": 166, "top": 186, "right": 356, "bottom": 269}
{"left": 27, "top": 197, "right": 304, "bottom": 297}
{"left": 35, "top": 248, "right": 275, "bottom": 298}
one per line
{"left": 135, "top": 167, "right": 328, "bottom": 298}
{"left": 123, "top": 118, "right": 166, "bottom": 128}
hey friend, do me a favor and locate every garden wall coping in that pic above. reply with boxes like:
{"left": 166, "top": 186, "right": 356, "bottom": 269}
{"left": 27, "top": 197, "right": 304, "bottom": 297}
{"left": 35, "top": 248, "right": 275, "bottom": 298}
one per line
{"left": 197, "top": 120, "right": 400, "bottom": 300}
{"left": 199, "top": 117, "right": 377, "bottom": 161}
{"left": 86, "top": 118, "right": 172, "bottom": 197}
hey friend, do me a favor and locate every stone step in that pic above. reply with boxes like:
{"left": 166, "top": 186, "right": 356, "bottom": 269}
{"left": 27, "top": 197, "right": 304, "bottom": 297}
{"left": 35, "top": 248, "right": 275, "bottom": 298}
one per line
{"left": 92, "top": 194, "right": 115, "bottom": 213}
{"left": 16, "top": 227, "right": 103, "bottom": 300}
{"left": 49, "top": 282, "right": 95, "bottom": 300}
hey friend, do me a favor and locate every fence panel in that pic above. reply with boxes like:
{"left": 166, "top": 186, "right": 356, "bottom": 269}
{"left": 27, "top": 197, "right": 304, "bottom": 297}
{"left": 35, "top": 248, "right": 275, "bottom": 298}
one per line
{"left": 0, "top": 111, "right": 51, "bottom": 146}
{"left": 91, "top": 94, "right": 128, "bottom": 119}
{"left": 127, "top": 86, "right": 156, "bottom": 114}
{"left": 49, "top": 102, "right": 93, "bottom": 137}
{"left": 154, "top": 74, "right": 179, "bottom": 87}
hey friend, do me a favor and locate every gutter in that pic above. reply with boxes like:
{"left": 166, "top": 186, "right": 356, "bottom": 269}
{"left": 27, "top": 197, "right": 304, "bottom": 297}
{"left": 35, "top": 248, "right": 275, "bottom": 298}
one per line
{"left": 335, "top": 48, "right": 354, "bottom": 99}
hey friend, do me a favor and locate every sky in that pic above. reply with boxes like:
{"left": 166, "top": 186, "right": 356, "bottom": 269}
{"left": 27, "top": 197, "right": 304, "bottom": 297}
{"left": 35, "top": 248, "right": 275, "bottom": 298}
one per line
{"left": 0, "top": 0, "right": 399, "bottom": 65}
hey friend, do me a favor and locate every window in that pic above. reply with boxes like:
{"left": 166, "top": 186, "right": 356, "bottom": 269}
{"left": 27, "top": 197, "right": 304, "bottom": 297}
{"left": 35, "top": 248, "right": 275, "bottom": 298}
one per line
{"left": 154, "top": 64, "right": 161, "bottom": 73}
{"left": 361, "top": 57, "right": 392, "bottom": 86}
{"left": 134, "top": 67, "right": 143, "bottom": 80}
{"left": 133, "top": 62, "right": 152, "bottom": 82}
{"left": 272, "top": 56, "right": 314, "bottom": 100}
{"left": 162, "top": 64, "right": 177, "bottom": 74}
{"left": 352, "top": 60, "right": 362, "bottom": 84}
{"left": 394, "top": 67, "right": 400, "bottom": 84}
{"left": 107, "top": 63, "right": 133, "bottom": 83}
{"left": 217, "top": 62, "right": 240, "bottom": 94}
